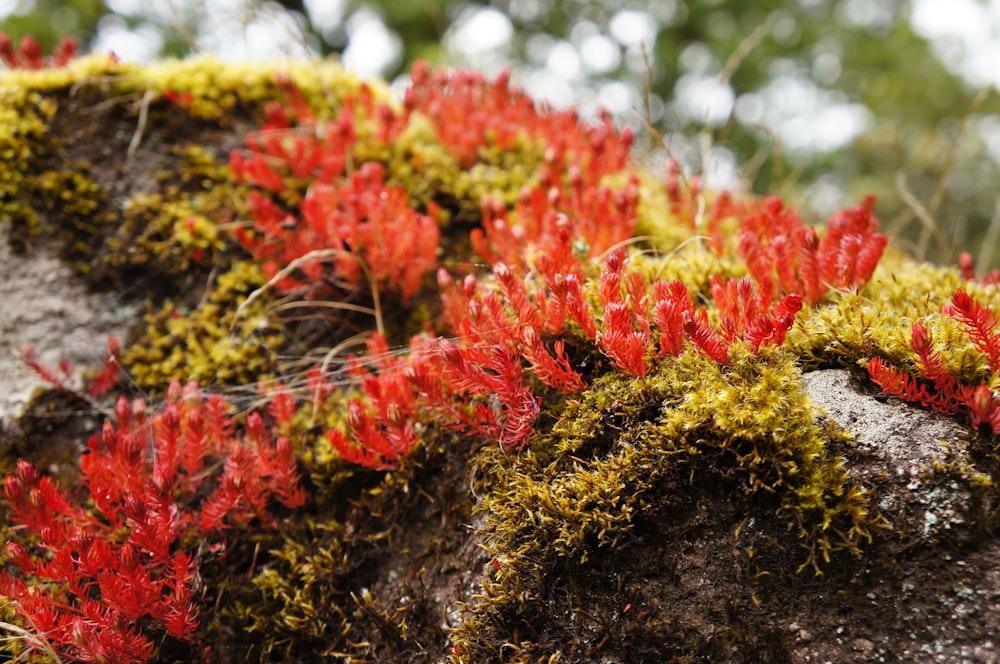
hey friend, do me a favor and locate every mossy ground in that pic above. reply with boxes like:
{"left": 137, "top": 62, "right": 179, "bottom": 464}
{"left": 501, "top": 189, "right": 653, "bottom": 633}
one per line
{"left": 1, "top": 56, "right": 999, "bottom": 663}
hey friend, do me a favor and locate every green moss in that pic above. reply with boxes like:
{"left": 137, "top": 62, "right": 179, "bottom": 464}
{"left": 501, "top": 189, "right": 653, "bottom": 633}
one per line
{"left": 784, "top": 253, "right": 995, "bottom": 374}
{"left": 448, "top": 349, "right": 886, "bottom": 659}
{"left": 0, "top": 90, "right": 59, "bottom": 250}
{"left": 123, "top": 260, "right": 285, "bottom": 392}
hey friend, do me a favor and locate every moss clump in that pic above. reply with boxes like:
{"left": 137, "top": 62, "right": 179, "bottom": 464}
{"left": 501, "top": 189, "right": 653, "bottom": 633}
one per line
{"left": 0, "top": 90, "right": 59, "bottom": 250}
{"left": 446, "top": 348, "right": 884, "bottom": 660}
{"left": 123, "top": 260, "right": 285, "bottom": 392}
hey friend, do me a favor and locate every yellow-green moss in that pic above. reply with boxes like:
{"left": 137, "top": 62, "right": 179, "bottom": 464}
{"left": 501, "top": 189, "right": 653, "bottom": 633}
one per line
{"left": 502, "top": 349, "right": 879, "bottom": 565}
{"left": 0, "top": 89, "right": 58, "bottom": 249}
{"left": 123, "top": 260, "right": 284, "bottom": 392}
{"left": 784, "top": 253, "right": 985, "bottom": 371}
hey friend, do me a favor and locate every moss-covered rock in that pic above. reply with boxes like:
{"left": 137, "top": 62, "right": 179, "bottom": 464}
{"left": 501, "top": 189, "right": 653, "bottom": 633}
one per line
{"left": 0, "top": 53, "right": 998, "bottom": 664}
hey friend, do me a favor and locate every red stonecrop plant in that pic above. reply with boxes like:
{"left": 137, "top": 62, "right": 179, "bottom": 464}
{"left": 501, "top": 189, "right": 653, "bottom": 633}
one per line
{"left": 236, "top": 161, "right": 439, "bottom": 302}
{"left": 232, "top": 62, "right": 644, "bottom": 306}
{"left": 596, "top": 251, "right": 803, "bottom": 374}
{"left": 869, "top": 289, "right": 1000, "bottom": 432}
{"left": 738, "top": 196, "right": 887, "bottom": 306}
{"left": 14, "top": 337, "right": 122, "bottom": 403}
{"left": 230, "top": 80, "right": 437, "bottom": 304}
{"left": 0, "top": 32, "right": 76, "bottom": 69}
{"left": 0, "top": 381, "right": 304, "bottom": 663}
{"left": 958, "top": 251, "right": 1000, "bottom": 287}
{"left": 473, "top": 167, "right": 640, "bottom": 274}
{"left": 403, "top": 61, "right": 639, "bottom": 273}
{"left": 326, "top": 244, "right": 809, "bottom": 467}
{"left": 327, "top": 259, "right": 594, "bottom": 467}
{"left": 404, "top": 61, "right": 633, "bottom": 178}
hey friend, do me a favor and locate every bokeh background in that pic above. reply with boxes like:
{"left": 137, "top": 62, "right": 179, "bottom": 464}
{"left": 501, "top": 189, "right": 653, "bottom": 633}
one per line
{"left": 4, "top": 0, "right": 1000, "bottom": 268}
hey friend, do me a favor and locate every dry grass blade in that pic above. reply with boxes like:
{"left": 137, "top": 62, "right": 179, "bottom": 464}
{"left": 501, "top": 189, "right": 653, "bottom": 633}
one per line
{"left": 0, "top": 615, "right": 62, "bottom": 663}
{"left": 234, "top": 248, "right": 385, "bottom": 337}
{"left": 896, "top": 172, "right": 950, "bottom": 262}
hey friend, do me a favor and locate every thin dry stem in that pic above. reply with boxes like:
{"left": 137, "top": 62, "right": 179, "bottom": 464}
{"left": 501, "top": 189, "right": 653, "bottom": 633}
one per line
{"left": 127, "top": 90, "right": 155, "bottom": 162}
{"left": 930, "top": 87, "right": 991, "bottom": 219}
{"left": 309, "top": 333, "right": 372, "bottom": 426}
{"left": 233, "top": 248, "right": 385, "bottom": 337}
{"left": 896, "top": 172, "right": 950, "bottom": 262}
{"left": 977, "top": 196, "right": 1000, "bottom": 271}
{"left": 0, "top": 613, "right": 62, "bottom": 663}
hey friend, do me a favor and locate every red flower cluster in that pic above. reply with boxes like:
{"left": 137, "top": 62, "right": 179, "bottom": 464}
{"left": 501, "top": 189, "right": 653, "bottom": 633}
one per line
{"left": 230, "top": 80, "right": 435, "bottom": 303}
{"left": 739, "top": 196, "right": 887, "bottom": 306}
{"left": 869, "top": 289, "right": 1000, "bottom": 431}
{"left": 404, "top": 61, "right": 633, "bottom": 177}
{"left": 597, "top": 252, "right": 803, "bottom": 374}
{"left": 473, "top": 168, "right": 639, "bottom": 273}
{"left": 328, "top": 242, "right": 810, "bottom": 467}
{"left": 0, "top": 32, "right": 76, "bottom": 69}
{"left": 1, "top": 382, "right": 304, "bottom": 662}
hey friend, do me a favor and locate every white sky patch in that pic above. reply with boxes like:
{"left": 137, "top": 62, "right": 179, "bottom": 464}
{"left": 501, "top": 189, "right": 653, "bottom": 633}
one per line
{"left": 304, "top": 0, "right": 345, "bottom": 34}
{"left": 702, "top": 146, "right": 738, "bottom": 190}
{"left": 546, "top": 40, "right": 581, "bottom": 81}
{"left": 910, "top": 0, "right": 1000, "bottom": 87}
{"left": 579, "top": 33, "right": 620, "bottom": 74}
{"left": 609, "top": 10, "right": 657, "bottom": 49}
{"left": 596, "top": 80, "right": 636, "bottom": 115}
{"left": 674, "top": 74, "right": 735, "bottom": 127}
{"left": 443, "top": 6, "right": 514, "bottom": 60}
{"left": 104, "top": 0, "right": 192, "bottom": 24}
{"left": 678, "top": 42, "right": 717, "bottom": 75}
{"left": 523, "top": 69, "right": 574, "bottom": 109}
{"left": 91, "top": 15, "right": 163, "bottom": 62}
{"left": 342, "top": 8, "right": 401, "bottom": 78}
{"left": 525, "top": 32, "right": 555, "bottom": 65}
{"left": 201, "top": 5, "right": 312, "bottom": 60}
{"left": 739, "top": 74, "right": 870, "bottom": 154}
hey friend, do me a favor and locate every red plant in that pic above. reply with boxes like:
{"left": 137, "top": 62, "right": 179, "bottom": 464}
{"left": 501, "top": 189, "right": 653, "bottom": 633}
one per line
{"left": 404, "top": 61, "right": 633, "bottom": 178}
{"left": 650, "top": 275, "right": 802, "bottom": 367}
{"left": 596, "top": 251, "right": 652, "bottom": 376}
{"left": 739, "top": 196, "right": 887, "bottom": 306}
{"left": 0, "top": 32, "right": 76, "bottom": 69}
{"left": 324, "top": 244, "right": 811, "bottom": 467}
{"left": 958, "top": 251, "right": 1000, "bottom": 286}
{"left": 15, "top": 337, "right": 122, "bottom": 402}
{"left": 326, "top": 335, "right": 422, "bottom": 469}
{"left": 402, "top": 61, "right": 639, "bottom": 276}
{"left": 325, "top": 257, "right": 600, "bottom": 465}
{"left": 0, "top": 382, "right": 304, "bottom": 662}
{"left": 869, "top": 289, "right": 1000, "bottom": 431}
{"left": 230, "top": 76, "right": 433, "bottom": 303}
{"left": 473, "top": 173, "right": 640, "bottom": 275}
{"left": 652, "top": 279, "right": 695, "bottom": 358}
{"left": 236, "top": 162, "right": 439, "bottom": 302}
